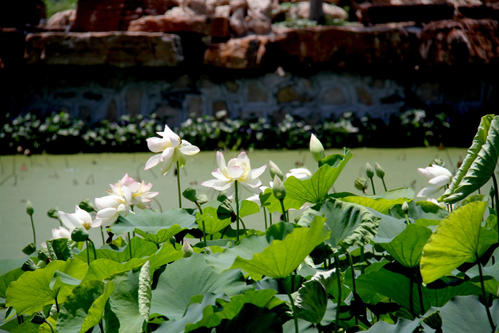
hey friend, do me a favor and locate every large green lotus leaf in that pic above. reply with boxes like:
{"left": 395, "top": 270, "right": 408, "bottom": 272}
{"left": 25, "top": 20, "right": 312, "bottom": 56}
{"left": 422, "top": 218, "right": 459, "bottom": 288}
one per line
{"left": 380, "top": 224, "right": 432, "bottom": 268}
{"left": 77, "top": 237, "right": 157, "bottom": 263}
{"left": 365, "top": 318, "right": 420, "bottom": 333}
{"left": 378, "top": 187, "right": 415, "bottom": 200}
{"left": 182, "top": 289, "right": 281, "bottom": 332}
{"left": 231, "top": 218, "right": 329, "bottom": 280}
{"left": 260, "top": 188, "right": 303, "bottom": 214}
{"left": 286, "top": 150, "right": 352, "bottom": 205}
{"left": 320, "top": 199, "right": 379, "bottom": 250}
{"left": 374, "top": 213, "right": 406, "bottom": 243}
{"left": 357, "top": 267, "right": 481, "bottom": 314}
{"left": 6, "top": 259, "right": 87, "bottom": 315}
{"left": 420, "top": 201, "right": 487, "bottom": 284}
{"left": 151, "top": 254, "right": 248, "bottom": 320}
{"left": 57, "top": 280, "right": 113, "bottom": 333}
{"left": 205, "top": 235, "right": 270, "bottom": 273}
{"left": 340, "top": 196, "right": 408, "bottom": 215}
{"left": 111, "top": 209, "right": 196, "bottom": 234}
{"left": 239, "top": 200, "right": 260, "bottom": 217}
{"left": 441, "top": 114, "right": 499, "bottom": 204}
{"left": 108, "top": 271, "right": 145, "bottom": 333}
{"left": 147, "top": 242, "right": 183, "bottom": 272}
{"left": 0, "top": 267, "right": 23, "bottom": 298}
{"left": 83, "top": 258, "right": 145, "bottom": 282}
{"left": 294, "top": 279, "right": 328, "bottom": 324}
{"left": 198, "top": 206, "right": 231, "bottom": 235}
{"left": 134, "top": 226, "right": 184, "bottom": 246}
{"left": 439, "top": 296, "right": 499, "bottom": 333}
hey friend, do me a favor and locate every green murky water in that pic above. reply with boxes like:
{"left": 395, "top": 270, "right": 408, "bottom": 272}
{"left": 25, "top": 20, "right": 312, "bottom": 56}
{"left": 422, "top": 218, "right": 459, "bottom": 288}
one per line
{"left": 0, "top": 148, "right": 466, "bottom": 259}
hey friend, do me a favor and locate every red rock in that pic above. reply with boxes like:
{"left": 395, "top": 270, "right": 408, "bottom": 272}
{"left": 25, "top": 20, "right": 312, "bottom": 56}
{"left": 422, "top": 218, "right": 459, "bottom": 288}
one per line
{"left": 128, "top": 6, "right": 230, "bottom": 37}
{"left": 46, "top": 9, "right": 76, "bottom": 30}
{"left": 25, "top": 32, "right": 183, "bottom": 67}
{"left": 418, "top": 19, "right": 499, "bottom": 65}
{"left": 204, "top": 35, "right": 270, "bottom": 69}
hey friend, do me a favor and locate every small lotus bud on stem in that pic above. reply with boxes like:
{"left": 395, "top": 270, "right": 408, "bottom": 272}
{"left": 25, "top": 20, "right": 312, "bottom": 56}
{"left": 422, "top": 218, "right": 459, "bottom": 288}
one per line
{"left": 272, "top": 175, "right": 286, "bottom": 201}
{"left": 309, "top": 134, "right": 325, "bottom": 162}
{"left": 365, "top": 163, "right": 376, "bottom": 195}
{"left": 26, "top": 201, "right": 36, "bottom": 249}
{"left": 268, "top": 160, "right": 284, "bottom": 180}
{"left": 402, "top": 201, "right": 410, "bottom": 224}
{"left": 374, "top": 162, "right": 388, "bottom": 191}
{"left": 182, "top": 240, "right": 194, "bottom": 257}
{"left": 26, "top": 201, "right": 34, "bottom": 216}
{"left": 354, "top": 177, "right": 368, "bottom": 194}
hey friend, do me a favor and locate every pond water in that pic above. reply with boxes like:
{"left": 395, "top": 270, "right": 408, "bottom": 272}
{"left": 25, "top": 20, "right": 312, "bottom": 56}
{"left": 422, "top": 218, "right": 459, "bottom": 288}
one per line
{"left": 0, "top": 148, "right": 466, "bottom": 259}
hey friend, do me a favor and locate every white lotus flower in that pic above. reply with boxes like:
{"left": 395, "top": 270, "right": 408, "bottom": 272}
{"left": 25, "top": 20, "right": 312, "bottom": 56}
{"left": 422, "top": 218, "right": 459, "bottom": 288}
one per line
{"left": 94, "top": 194, "right": 130, "bottom": 227}
{"left": 144, "top": 124, "right": 200, "bottom": 175}
{"left": 58, "top": 206, "right": 100, "bottom": 232}
{"left": 310, "top": 134, "right": 325, "bottom": 161}
{"left": 109, "top": 174, "right": 158, "bottom": 209}
{"left": 51, "top": 226, "right": 71, "bottom": 239}
{"left": 416, "top": 164, "right": 452, "bottom": 198}
{"left": 201, "top": 151, "right": 266, "bottom": 197}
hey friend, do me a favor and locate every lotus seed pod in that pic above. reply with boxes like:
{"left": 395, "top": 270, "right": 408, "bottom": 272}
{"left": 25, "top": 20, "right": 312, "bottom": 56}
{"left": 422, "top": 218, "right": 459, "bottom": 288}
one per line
{"left": 365, "top": 163, "right": 374, "bottom": 179}
{"left": 375, "top": 162, "right": 385, "bottom": 178}
{"left": 309, "top": 134, "right": 325, "bottom": 162}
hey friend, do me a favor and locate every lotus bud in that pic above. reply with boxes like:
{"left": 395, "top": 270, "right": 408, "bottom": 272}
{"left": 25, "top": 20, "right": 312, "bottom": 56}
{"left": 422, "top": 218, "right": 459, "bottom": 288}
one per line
{"left": 22, "top": 243, "right": 36, "bottom": 255}
{"left": 309, "top": 134, "right": 325, "bottom": 162}
{"left": 268, "top": 160, "right": 284, "bottom": 180}
{"left": 272, "top": 175, "right": 286, "bottom": 200}
{"left": 47, "top": 208, "right": 59, "bottom": 219}
{"left": 402, "top": 201, "right": 409, "bottom": 213}
{"left": 71, "top": 227, "right": 89, "bottom": 242}
{"left": 26, "top": 201, "right": 34, "bottom": 216}
{"left": 354, "top": 177, "right": 368, "bottom": 193}
{"left": 31, "top": 312, "right": 46, "bottom": 325}
{"left": 365, "top": 163, "right": 374, "bottom": 179}
{"left": 182, "top": 240, "right": 194, "bottom": 257}
{"left": 374, "top": 162, "right": 385, "bottom": 179}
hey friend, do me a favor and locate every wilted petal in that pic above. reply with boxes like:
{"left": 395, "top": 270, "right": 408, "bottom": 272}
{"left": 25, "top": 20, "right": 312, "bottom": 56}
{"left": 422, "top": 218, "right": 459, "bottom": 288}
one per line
{"left": 145, "top": 154, "right": 162, "bottom": 170}
{"left": 147, "top": 137, "right": 168, "bottom": 153}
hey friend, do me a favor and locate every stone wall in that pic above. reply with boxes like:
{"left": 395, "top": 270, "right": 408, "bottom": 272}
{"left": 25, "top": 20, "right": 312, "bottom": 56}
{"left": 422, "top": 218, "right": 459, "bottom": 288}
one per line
{"left": 4, "top": 67, "right": 496, "bottom": 126}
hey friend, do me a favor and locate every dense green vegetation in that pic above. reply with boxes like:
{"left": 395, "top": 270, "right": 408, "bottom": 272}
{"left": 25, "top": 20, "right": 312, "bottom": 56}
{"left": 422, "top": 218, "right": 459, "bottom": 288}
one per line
{"left": 44, "top": 0, "right": 77, "bottom": 19}
{"left": 0, "top": 114, "right": 497, "bottom": 332}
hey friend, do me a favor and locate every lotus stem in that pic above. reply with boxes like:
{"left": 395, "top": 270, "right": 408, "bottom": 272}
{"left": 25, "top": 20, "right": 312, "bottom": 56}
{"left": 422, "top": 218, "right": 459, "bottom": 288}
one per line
{"left": 369, "top": 178, "right": 376, "bottom": 195}
{"left": 54, "top": 296, "right": 60, "bottom": 313}
{"left": 477, "top": 255, "right": 496, "bottom": 332}
{"left": 128, "top": 232, "right": 133, "bottom": 259}
{"left": 89, "top": 239, "right": 97, "bottom": 260}
{"left": 100, "top": 226, "right": 105, "bottom": 246}
{"left": 263, "top": 207, "right": 268, "bottom": 230}
{"left": 417, "top": 273, "right": 425, "bottom": 316}
{"left": 279, "top": 199, "right": 287, "bottom": 222}
{"left": 235, "top": 180, "right": 240, "bottom": 242}
{"left": 196, "top": 202, "right": 207, "bottom": 245}
{"left": 409, "top": 274, "right": 415, "bottom": 317}
{"left": 29, "top": 214, "right": 36, "bottom": 249}
{"left": 44, "top": 320, "right": 55, "bottom": 333}
{"left": 381, "top": 178, "right": 388, "bottom": 192}
{"left": 346, "top": 251, "right": 359, "bottom": 326}
{"left": 286, "top": 292, "right": 299, "bottom": 333}
{"left": 269, "top": 212, "right": 273, "bottom": 226}
{"left": 492, "top": 174, "right": 499, "bottom": 243}
{"left": 85, "top": 240, "right": 91, "bottom": 265}
{"left": 176, "top": 161, "right": 182, "bottom": 208}
{"left": 334, "top": 254, "right": 342, "bottom": 332}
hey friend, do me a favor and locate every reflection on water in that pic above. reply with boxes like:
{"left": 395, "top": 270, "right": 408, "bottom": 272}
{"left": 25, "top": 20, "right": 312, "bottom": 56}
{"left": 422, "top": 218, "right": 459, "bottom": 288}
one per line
{"left": 0, "top": 148, "right": 466, "bottom": 259}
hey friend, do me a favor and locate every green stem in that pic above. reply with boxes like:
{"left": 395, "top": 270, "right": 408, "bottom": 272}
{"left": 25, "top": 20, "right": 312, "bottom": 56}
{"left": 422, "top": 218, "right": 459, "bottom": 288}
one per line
{"left": 287, "top": 292, "right": 299, "bottom": 333}
{"left": 196, "top": 202, "right": 206, "bottom": 245}
{"left": 128, "top": 232, "right": 133, "bottom": 259}
{"left": 346, "top": 251, "right": 359, "bottom": 326}
{"left": 176, "top": 161, "right": 182, "bottom": 209}
{"left": 90, "top": 239, "right": 97, "bottom": 260}
{"left": 409, "top": 274, "right": 415, "bottom": 317}
{"left": 492, "top": 173, "right": 499, "bottom": 243}
{"left": 263, "top": 207, "right": 268, "bottom": 230}
{"left": 100, "top": 226, "right": 105, "bottom": 246}
{"left": 44, "top": 320, "right": 55, "bottom": 333}
{"left": 54, "top": 296, "right": 60, "bottom": 313}
{"left": 381, "top": 177, "right": 388, "bottom": 192}
{"left": 29, "top": 215, "right": 36, "bottom": 249}
{"left": 477, "top": 255, "right": 496, "bottom": 332}
{"left": 369, "top": 178, "right": 376, "bottom": 195}
{"left": 269, "top": 213, "right": 273, "bottom": 226}
{"left": 235, "top": 181, "right": 240, "bottom": 242}
{"left": 417, "top": 274, "right": 425, "bottom": 316}
{"left": 334, "top": 255, "right": 342, "bottom": 331}
{"left": 404, "top": 213, "right": 410, "bottom": 225}
{"left": 85, "top": 240, "right": 90, "bottom": 265}
{"left": 279, "top": 199, "right": 287, "bottom": 222}
{"left": 99, "top": 320, "right": 104, "bottom": 333}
